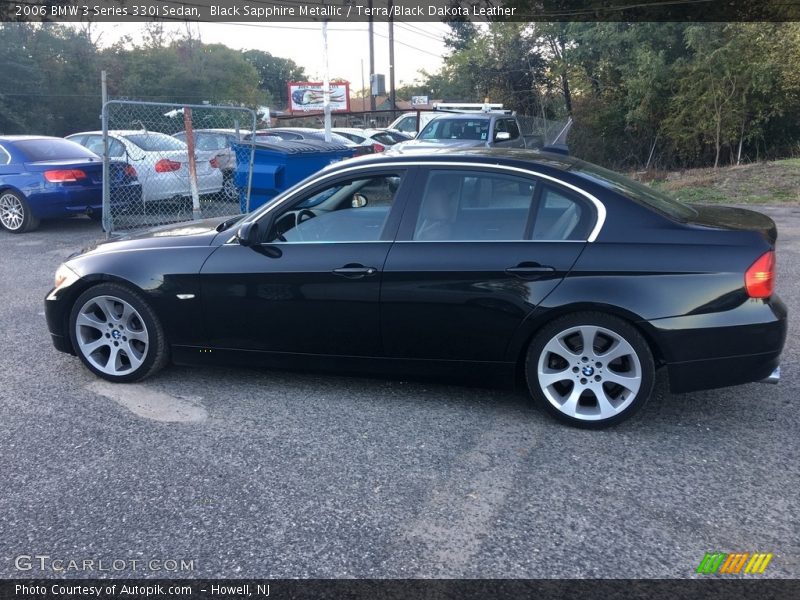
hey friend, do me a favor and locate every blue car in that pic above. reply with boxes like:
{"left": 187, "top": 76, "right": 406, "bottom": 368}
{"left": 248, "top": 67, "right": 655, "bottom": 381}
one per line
{"left": 0, "top": 136, "right": 141, "bottom": 233}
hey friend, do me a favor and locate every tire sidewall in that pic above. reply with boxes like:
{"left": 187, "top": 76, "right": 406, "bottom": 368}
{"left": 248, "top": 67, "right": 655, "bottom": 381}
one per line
{"left": 526, "top": 312, "right": 655, "bottom": 429}
{"left": 69, "top": 283, "right": 162, "bottom": 383}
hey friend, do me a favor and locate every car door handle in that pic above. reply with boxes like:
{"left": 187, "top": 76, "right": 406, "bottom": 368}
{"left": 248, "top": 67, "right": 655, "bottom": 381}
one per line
{"left": 505, "top": 264, "right": 556, "bottom": 279}
{"left": 332, "top": 265, "right": 378, "bottom": 279}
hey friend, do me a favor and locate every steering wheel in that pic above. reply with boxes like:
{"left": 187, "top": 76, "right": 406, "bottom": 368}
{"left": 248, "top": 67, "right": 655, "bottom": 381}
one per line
{"left": 296, "top": 209, "right": 316, "bottom": 225}
{"left": 291, "top": 209, "right": 318, "bottom": 242}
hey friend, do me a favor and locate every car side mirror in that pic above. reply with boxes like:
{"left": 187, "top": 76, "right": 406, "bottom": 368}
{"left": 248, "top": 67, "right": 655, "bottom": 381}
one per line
{"left": 236, "top": 221, "right": 259, "bottom": 246}
{"left": 495, "top": 131, "right": 511, "bottom": 141}
{"left": 352, "top": 193, "right": 368, "bottom": 208}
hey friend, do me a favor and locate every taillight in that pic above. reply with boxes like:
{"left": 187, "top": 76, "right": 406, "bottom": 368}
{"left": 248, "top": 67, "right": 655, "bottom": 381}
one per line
{"left": 124, "top": 164, "right": 138, "bottom": 178}
{"left": 44, "top": 169, "right": 87, "bottom": 183}
{"left": 155, "top": 158, "right": 181, "bottom": 173}
{"left": 745, "top": 250, "right": 775, "bottom": 298}
{"left": 373, "top": 143, "right": 385, "bottom": 153}
{"left": 210, "top": 157, "right": 219, "bottom": 169}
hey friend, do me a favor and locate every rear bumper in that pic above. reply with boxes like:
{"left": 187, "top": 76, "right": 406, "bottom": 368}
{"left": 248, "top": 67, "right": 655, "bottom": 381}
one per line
{"left": 647, "top": 295, "right": 787, "bottom": 394}
{"left": 666, "top": 351, "right": 781, "bottom": 393}
{"left": 28, "top": 187, "right": 102, "bottom": 219}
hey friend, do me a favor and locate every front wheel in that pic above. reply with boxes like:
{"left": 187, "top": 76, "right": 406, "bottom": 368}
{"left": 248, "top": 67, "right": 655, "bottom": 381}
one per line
{"left": 0, "top": 190, "right": 39, "bottom": 233}
{"left": 69, "top": 283, "right": 168, "bottom": 382}
{"left": 526, "top": 312, "right": 655, "bottom": 428}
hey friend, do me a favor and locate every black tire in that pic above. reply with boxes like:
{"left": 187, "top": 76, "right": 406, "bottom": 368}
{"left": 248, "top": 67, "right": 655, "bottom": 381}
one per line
{"left": 0, "top": 190, "right": 40, "bottom": 233}
{"left": 88, "top": 210, "right": 103, "bottom": 222}
{"left": 525, "top": 312, "right": 655, "bottom": 429}
{"left": 69, "top": 283, "right": 169, "bottom": 383}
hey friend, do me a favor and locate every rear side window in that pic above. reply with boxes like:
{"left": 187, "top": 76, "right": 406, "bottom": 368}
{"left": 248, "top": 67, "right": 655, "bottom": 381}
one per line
{"left": 0, "top": 144, "right": 10, "bottom": 165}
{"left": 14, "top": 139, "right": 99, "bottom": 161}
{"left": 413, "top": 170, "right": 537, "bottom": 241}
{"left": 506, "top": 120, "right": 520, "bottom": 139}
{"left": 412, "top": 170, "right": 596, "bottom": 242}
{"left": 371, "top": 132, "right": 396, "bottom": 145}
{"left": 395, "top": 116, "right": 417, "bottom": 133}
{"left": 81, "top": 135, "right": 125, "bottom": 158}
{"left": 532, "top": 185, "right": 593, "bottom": 241}
{"left": 194, "top": 133, "right": 229, "bottom": 151}
{"left": 124, "top": 133, "right": 187, "bottom": 152}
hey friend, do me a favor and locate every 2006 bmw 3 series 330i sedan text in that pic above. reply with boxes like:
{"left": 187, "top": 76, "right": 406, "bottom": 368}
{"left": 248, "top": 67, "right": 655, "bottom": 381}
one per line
{"left": 45, "top": 149, "right": 787, "bottom": 428}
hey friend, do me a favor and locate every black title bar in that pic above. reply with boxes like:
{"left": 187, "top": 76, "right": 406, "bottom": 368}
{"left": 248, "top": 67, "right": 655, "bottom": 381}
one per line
{"left": 2, "top": 579, "right": 800, "bottom": 600}
{"left": 1, "top": 0, "right": 799, "bottom": 22}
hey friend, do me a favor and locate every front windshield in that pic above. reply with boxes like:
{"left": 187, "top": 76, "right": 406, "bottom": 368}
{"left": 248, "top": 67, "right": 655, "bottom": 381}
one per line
{"left": 575, "top": 162, "right": 698, "bottom": 221}
{"left": 419, "top": 118, "right": 490, "bottom": 141}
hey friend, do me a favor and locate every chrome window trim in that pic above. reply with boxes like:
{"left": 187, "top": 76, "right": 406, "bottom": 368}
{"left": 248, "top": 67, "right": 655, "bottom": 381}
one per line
{"left": 239, "top": 160, "right": 607, "bottom": 243}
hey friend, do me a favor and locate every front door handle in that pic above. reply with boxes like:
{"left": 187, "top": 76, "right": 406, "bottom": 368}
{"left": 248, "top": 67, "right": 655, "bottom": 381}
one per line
{"left": 332, "top": 265, "right": 378, "bottom": 279}
{"left": 505, "top": 264, "right": 556, "bottom": 279}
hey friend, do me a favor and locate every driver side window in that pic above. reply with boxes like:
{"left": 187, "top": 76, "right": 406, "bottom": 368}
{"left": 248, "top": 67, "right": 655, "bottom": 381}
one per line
{"left": 268, "top": 173, "right": 403, "bottom": 243}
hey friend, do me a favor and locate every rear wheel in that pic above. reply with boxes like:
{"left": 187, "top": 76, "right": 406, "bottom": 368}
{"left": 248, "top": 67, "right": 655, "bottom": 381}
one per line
{"left": 222, "top": 175, "right": 239, "bottom": 202}
{"left": 0, "top": 191, "right": 39, "bottom": 233}
{"left": 69, "top": 283, "right": 168, "bottom": 382}
{"left": 526, "top": 312, "right": 655, "bottom": 428}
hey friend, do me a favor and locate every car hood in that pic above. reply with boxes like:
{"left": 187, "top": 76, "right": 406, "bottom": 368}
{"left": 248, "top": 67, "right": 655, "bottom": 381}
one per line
{"left": 75, "top": 216, "right": 234, "bottom": 257}
{"left": 390, "top": 139, "right": 486, "bottom": 153}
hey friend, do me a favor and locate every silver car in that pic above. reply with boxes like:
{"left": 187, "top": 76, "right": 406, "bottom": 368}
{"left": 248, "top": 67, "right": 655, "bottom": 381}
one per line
{"left": 67, "top": 130, "right": 223, "bottom": 204}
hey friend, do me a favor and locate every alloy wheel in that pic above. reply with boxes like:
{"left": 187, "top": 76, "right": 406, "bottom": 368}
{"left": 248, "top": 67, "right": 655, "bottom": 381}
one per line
{"left": 74, "top": 295, "right": 150, "bottom": 376}
{"left": 0, "top": 193, "right": 25, "bottom": 231}
{"left": 536, "top": 324, "right": 642, "bottom": 421}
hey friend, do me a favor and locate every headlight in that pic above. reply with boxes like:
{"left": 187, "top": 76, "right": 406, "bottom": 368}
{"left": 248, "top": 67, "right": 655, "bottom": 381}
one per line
{"left": 53, "top": 263, "right": 80, "bottom": 291}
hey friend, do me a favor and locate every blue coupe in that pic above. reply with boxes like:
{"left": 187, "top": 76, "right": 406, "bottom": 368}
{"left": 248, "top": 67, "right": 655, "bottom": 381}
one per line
{"left": 0, "top": 136, "right": 140, "bottom": 233}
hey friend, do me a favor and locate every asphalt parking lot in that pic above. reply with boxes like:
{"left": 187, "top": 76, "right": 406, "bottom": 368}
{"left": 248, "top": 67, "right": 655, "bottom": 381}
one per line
{"left": 0, "top": 208, "right": 797, "bottom": 579}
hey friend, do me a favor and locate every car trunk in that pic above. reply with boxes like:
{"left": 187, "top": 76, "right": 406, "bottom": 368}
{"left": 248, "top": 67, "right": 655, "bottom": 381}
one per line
{"left": 687, "top": 204, "right": 777, "bottom": 246}
{"left": 25, "top": 159, "right": 104, "bottom": 186}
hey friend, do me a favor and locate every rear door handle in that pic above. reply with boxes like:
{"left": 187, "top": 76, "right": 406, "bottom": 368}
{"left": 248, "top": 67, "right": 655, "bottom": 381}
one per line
{"left": 332, "top": 265, "right": 378, "bottom": 279}
{"left": 505, "top": 264, "right": 556, "bottom": 279}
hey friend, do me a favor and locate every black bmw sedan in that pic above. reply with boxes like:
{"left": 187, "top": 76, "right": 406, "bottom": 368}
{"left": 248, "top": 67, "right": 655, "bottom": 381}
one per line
{"left": 45, "top": 149, "right": 786, "bottom": 428}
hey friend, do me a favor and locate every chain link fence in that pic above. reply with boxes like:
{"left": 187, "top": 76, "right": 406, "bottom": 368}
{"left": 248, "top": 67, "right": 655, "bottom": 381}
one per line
{"left": 97, "top": 101, "right": 257, "bottom": 233}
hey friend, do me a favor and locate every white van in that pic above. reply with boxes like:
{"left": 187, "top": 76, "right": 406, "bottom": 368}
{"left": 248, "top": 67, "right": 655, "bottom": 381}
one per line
{"left": 388, "top": 103, "right": 509, "bottom": 136}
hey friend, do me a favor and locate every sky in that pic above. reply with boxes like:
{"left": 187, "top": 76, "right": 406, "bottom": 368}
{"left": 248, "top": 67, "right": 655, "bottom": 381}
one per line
{"left": 89, "top": 21, "right": 451, "bottom": 93}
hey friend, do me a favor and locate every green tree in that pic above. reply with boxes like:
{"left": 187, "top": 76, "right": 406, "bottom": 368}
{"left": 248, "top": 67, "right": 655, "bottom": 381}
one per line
{"left": 242, "top": 50, "right": 306, "bottom": 107}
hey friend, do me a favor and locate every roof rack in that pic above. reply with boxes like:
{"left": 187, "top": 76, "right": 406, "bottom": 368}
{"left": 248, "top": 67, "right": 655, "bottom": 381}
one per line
{"left": 432, "top": 103, "right": 512, "bottom": 115}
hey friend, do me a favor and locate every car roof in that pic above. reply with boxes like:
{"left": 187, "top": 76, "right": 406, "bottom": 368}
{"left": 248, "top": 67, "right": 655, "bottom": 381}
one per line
{"left": 332, "top": 127, "right": 366, "bottom": 134}
{"left": 174, "top": 128, "right": 243, "bottom": 135}
{"left": 67, "top": 130, "right": 174, "bottom": 136}
{"left": 334, "top": 147, "right": 578, "bottom": 172}
{"left": 425, "top": 113, "right": 503, "bottom": 121}
{"left": 0, "top": 135, "right": 63, "bottom": 142}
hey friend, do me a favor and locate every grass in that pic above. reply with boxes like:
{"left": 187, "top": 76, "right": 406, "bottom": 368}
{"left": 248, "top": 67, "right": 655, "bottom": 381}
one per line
{"left": 635, "top": 158, "right": 800, "bottom": 205}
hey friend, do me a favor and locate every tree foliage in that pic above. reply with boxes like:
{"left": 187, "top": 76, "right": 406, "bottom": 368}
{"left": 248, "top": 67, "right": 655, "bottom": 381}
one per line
{"left": 411, "top": 22, "right": 800, "bottom": 169}
{"left": 0, "top": 23, "right": 299, "bottom": 137}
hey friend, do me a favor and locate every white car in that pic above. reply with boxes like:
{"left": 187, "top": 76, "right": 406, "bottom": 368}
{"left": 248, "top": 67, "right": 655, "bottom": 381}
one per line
{"left": 386, "top": 112, "right": 440, "bottom": 136}
{"left": 331, "top": 128, "right": 403, "bottom": 152}
{"left": 66, "top": 130, "right": 223, "bottom": 204}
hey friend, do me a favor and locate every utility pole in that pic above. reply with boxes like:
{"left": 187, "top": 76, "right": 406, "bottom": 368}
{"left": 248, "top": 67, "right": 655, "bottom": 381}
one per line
{"left": 388, "top": 1, "right": 396, "bottom": 114}
{"left": 368, "top": 0, "right": 376, "bottom": 111}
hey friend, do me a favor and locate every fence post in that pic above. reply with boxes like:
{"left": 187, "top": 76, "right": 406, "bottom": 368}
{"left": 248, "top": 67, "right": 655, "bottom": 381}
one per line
{"left": 101, "top": 74, "right": 110, "bottom": 238}
{"left": 182, "top": 107, "right": 201, "bottom": 219}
